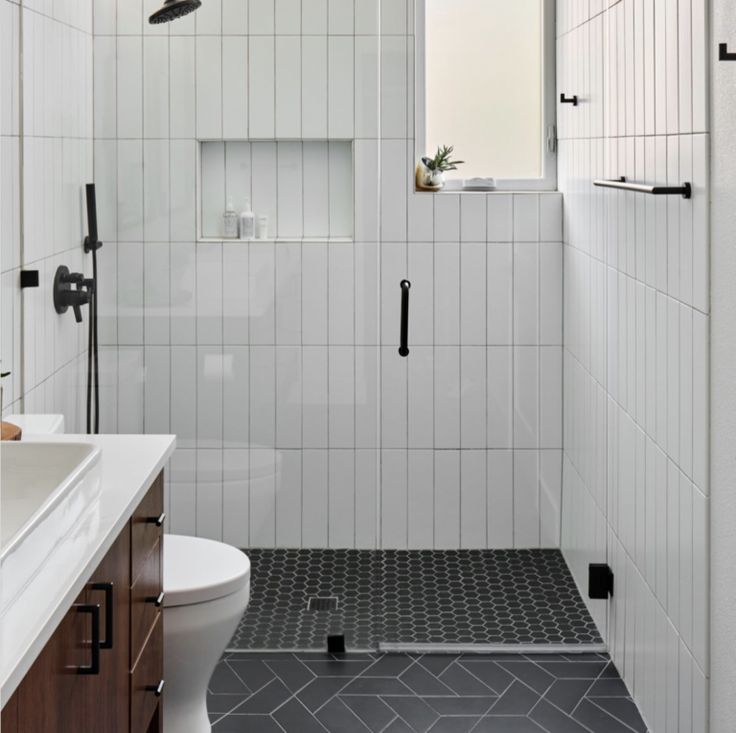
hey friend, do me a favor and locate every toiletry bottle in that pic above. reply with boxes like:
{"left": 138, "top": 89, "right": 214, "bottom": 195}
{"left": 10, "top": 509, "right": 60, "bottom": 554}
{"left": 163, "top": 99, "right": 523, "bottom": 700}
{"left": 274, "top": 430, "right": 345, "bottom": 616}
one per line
{"left": 239, "top": 198, "right": 255, "bottom": 240}
{"left": 223, "top": 196, "right": 239, "bottom": 238}
{"left": 257, "top": 214, "right": 269, "bottom": 240}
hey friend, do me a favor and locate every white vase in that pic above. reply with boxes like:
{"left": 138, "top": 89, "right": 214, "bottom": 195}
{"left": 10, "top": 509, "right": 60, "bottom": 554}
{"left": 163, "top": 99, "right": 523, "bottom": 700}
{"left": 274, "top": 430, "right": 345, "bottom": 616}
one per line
{"left": 416, "top": 158, "right": 445, "bottom": 191}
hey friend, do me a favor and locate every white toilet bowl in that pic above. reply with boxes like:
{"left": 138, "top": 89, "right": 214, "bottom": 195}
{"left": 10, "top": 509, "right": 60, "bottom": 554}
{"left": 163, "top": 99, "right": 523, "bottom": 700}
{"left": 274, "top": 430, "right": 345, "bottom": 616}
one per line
{"left": 163, "top": 535, "right": 251, "bottom": 733}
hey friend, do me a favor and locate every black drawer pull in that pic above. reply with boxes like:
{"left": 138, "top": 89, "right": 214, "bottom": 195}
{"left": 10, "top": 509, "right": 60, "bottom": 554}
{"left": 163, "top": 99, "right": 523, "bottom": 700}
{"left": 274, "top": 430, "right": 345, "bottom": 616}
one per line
{"left": 90, "top": 582, "right": 114, "bottom": 650}
{"left": 74, "top": 604, "right": 101, "bottom": 675}
{"left": 146, "top": 591, "right": 166, "bottom": 608}
{"left": 146, "top": 512, "right": 166, "bottom": 527}
{"left": 399, "top": 280, "right": 411, "bottom": 357}
{"left": 147, "top": 679, "right": 165, "bottom": 697}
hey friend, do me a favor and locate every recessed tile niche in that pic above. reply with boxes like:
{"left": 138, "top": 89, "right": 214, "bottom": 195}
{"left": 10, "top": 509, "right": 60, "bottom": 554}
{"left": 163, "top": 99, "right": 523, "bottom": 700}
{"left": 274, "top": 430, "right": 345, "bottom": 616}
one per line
{"left": 199, "top": 141, "right": 353, "bottom": 241}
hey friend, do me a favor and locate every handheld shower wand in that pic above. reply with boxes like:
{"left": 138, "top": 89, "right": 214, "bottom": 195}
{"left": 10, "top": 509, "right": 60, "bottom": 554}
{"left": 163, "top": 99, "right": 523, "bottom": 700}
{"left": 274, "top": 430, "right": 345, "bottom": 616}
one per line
{"left": 84, "top": 184, "right": 102, "bottom": 435}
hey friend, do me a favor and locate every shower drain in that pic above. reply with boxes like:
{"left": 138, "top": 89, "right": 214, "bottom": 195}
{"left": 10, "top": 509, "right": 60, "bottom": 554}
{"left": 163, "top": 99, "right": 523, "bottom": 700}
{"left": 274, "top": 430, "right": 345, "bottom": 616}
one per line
{"left": 307, "top": 596, "right": 339, "bottom": 611}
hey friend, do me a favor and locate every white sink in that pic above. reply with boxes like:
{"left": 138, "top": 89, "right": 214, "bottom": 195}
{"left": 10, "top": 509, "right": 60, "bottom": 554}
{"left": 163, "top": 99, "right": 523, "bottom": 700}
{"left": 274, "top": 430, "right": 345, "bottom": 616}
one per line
{"left": 0, "top": 442, "right": 102, "bottom": 616}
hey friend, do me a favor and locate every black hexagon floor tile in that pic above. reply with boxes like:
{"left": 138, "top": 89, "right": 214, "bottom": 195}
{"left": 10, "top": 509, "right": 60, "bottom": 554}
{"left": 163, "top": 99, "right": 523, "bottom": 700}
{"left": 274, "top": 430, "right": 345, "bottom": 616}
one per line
{"left": 229, "top": 549, "right": 603, "bottom": 651}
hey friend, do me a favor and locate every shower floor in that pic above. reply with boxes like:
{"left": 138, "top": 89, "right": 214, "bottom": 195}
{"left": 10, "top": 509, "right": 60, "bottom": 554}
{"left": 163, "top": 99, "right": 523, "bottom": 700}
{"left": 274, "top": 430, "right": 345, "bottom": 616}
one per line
{"left": 229, "top": 549, "right": 603, "bottom": 651}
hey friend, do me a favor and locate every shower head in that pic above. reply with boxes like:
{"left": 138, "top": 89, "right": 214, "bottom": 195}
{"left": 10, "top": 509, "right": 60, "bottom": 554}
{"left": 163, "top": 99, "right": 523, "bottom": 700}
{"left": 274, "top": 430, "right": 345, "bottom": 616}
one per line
{"left": 149, "top": 0, "right": 201, "bottom": 24}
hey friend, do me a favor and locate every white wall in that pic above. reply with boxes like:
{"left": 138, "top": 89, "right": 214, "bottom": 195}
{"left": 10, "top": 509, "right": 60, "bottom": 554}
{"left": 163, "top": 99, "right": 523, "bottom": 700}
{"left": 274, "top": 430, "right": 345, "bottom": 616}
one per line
{"left": 557, "top": 0, "right": 710, "bottom": 730}
{"left": 0, "top": 0, "right": 94, "bottom": 427}
{"left": 91, "top": 0, "right": 564, "bottom": 551}
{"left": 709, "top": 0, "right": 736, "bottom": 730}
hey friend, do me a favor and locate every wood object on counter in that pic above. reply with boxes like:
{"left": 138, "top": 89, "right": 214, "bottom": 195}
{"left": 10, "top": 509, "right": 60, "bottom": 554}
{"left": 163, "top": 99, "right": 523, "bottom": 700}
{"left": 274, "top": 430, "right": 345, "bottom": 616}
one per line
{"left": 1, "top": 422, "right": 21, "bottom": 441}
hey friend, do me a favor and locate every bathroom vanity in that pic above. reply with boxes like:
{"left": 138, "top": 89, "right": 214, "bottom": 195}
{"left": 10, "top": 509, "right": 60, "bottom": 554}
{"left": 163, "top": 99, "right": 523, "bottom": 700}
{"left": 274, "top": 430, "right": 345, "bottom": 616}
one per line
{"left": 0, "top": 435, "right": 175, "bottom": 733}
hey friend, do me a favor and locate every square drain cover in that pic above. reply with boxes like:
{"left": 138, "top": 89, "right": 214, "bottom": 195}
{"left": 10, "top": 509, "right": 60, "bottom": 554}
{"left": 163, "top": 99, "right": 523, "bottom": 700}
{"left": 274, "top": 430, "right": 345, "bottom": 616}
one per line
{"left": 307, "top": 597, "right": 339, "bottom": 611}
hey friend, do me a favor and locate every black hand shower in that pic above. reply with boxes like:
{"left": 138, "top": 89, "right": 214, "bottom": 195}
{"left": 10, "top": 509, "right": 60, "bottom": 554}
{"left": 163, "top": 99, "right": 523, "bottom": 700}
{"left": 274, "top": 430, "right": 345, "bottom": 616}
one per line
{"left": 84, "top": 184, "right": 102, "bottom": 435}
{"left": 149, "top": 0, "right": 201, "bottom": 24}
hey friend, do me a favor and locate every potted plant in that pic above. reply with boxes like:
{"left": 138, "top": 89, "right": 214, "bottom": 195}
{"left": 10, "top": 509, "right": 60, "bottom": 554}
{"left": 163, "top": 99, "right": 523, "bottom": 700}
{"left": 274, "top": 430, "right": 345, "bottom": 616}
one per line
{"left": 416, "top": 145, "right": 464, "bottom": 191}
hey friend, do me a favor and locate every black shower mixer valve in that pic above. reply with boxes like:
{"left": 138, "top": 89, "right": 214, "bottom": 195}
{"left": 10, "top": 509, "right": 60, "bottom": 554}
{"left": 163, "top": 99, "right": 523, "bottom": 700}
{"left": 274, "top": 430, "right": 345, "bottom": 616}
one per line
{"left": 53, "top": 265, "right": 95, "bottom": 323}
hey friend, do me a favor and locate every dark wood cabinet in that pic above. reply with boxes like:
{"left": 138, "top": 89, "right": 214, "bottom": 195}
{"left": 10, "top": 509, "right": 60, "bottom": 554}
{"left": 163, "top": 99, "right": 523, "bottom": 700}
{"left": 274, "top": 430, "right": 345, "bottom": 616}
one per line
{"left": 2, "top": 473, "right": 164, "bottom": 733}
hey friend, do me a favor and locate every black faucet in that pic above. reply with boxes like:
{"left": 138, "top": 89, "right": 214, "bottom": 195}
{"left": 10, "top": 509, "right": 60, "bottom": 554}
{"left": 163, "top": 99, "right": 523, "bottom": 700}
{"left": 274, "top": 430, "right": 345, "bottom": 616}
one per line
{"left": 54, "top": 265, "right": 95, "bottom": 323}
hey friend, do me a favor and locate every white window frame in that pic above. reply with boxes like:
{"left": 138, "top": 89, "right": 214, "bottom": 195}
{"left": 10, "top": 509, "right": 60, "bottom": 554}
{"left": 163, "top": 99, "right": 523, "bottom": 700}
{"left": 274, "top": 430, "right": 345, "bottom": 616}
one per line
{"left": 415, "top": 0, "right": 558, "bottom": 191}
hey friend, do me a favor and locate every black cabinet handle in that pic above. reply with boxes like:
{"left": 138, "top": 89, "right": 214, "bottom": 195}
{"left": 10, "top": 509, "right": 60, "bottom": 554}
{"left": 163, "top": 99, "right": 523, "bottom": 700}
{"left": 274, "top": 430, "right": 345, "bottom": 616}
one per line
{"left": 147, "top": 679, "right": 165, "bottom": 697}
{"left": 399, "top": 280, "right": 411, "bottom": 357}
{"left": 90, "top": 582, "right": 114, "bottom": 650}
{"left": 146, "top": 512, "right": 166, "bottom": 527}
{"left": 560, "top": 93, "right": 578, "bottom": 106}
{"left": 74, "top": 604, "right": 101, "bottom": 675}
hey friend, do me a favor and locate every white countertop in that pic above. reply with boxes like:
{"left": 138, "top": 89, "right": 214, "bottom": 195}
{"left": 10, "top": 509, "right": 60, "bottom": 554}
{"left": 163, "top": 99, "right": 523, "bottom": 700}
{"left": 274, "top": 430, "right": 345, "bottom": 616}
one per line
{"left": 0, "top": 434, "right": 176, "bottom": 704}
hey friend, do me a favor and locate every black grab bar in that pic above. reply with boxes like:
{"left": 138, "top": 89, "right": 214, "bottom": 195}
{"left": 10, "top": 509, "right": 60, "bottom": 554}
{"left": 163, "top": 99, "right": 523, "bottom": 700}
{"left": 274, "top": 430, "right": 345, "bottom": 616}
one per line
{"left": 399, "top": 280, "right": 411, "bottom": 357}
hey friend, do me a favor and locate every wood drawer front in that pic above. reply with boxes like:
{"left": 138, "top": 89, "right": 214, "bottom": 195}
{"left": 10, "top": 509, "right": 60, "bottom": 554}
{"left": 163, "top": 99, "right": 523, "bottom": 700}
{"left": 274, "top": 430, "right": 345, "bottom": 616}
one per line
{"left": 131, "top": 473, "right": 163, "bottom": 584}
{"left": 131, "top": 538, "right": 162, "bottom": 666}
{"left": 130, "top": 612, "right": 163, "bottom": 733}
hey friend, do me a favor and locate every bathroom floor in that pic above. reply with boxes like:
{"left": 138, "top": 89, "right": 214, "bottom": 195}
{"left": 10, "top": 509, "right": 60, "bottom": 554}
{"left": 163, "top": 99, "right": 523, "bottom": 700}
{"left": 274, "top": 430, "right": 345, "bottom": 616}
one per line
{"left": 208, "top": 651, "right": 648, "bottom": 732}
{"left": 229, "top": 549, "right": 603, "bottom": 651}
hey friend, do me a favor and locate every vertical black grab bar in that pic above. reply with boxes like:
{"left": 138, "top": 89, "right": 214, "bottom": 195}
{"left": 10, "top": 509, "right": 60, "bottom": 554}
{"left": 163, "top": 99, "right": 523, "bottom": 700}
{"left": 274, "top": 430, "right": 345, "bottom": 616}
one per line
{"left": 399, "top": 280, "right": 411, "bottom": 357}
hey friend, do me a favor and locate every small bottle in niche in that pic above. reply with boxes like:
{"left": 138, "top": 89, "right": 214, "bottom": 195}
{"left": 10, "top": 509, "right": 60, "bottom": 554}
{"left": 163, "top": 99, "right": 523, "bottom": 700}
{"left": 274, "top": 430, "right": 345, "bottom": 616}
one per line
{"left": 256, "top": 214, "right": 269, "bottom": 239}
{"left": 223, "top": 196, "right": 238, "bottom": 238}
{"left": 239, "top": 198, "right": 255, "bottom": 240}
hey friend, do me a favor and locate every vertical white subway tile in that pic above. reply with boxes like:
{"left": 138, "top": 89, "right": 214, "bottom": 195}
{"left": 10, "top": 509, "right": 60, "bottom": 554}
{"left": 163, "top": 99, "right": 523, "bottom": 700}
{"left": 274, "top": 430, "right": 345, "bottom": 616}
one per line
{"left": 196, "top": 243, "right": 223, "bottom": 345}
{"left": 250, "top": 346, "right": 276, "bottom": 448}
{"left": 250, "top": 0, "right": 276, "bottom": 34}
{"left": 143, "top": 140, "right": 170, "bottom": 241}
{"left": 222, "top": 37, "right": 249, "bottom": 139}
{"left": 461, "top": 347, "right": 486, "bottom": 449}
{"left": 460, "top": 243, "right": 486, "bottom": 344}
{"left": 487, "top": 244, "right": 513, "bottom": 344}
{"left": 487, "top": 450, "right": 513, "bottom": 548}
{"left": 434, "top": 194, "right": 460, "bottom": 243}
{"left": 170, "top": 37, "right": 196, "bottom": 138}
{"left": 302, "top": 346, "right": 329, "bottom": 447}
{"left": 328, "top": 450, "right": 355, "bottom": 548}
{"left": 381, "top": 449, "right": 408, "bottom": 548}
{"left": 249, "top": 241, "right": 276, "bottom": 344}
{"left": 276, "top": 142, "right": 304, "bottom": 238}
{"left": 380, "top": 35, "right": 407, "bottom": 139}
{"left": 329, "top": 245, "right": 354, "bottom": 344}
{"left": 302, "top": 0, "right": 328, "bottom": 34}
{"left": 514, "top": 346, "right": 539, "bottom": 449}
{"left": 301, "top": 36, "right": 328, "bottom": 138}
{"left": 328, "top": 36, "right": 354, "bottom": 138}
{"left": 407, "top": 450, "right": 434, "bottom": 548}
{"left": 223, "top": 346, "right": 249, "bottom": 448}
{"left": 302, "top": 449, "right": 328, "bottom": 545}
{"left": 434, "top": 243, "right": 460, "bottom": 345}
{"left": 223, "top": 449, "right": 250, "bottom": 547}
{"left": 434, "top": 450, "right": 460, "bottom": 549}
{"left": 275, "top": 36, "right": 301, "bottom": 139}
{"left": 250, "top": 447, "right": 276, "bottom": 546}
{"left": 197, "top": 346, "right": 224, "bottom": 448}
{"left": 513, "top": 194, "right": 539, "bottom": 242}
{"left": 408, "top": 346, "right": 434, "bottom": 449}
{"left": 275, "top": 242, "right": 302, "bottom": 344}
{"left": 302, "top": 243, "right": 328, "bottom": 344}
{"left": 276, "top": 0, "right": 301, "bottom": 34}
{"left": 273, "top": 346, "right": 301, "bottom": 450}
{"left": 329, "top": 346, "right": 355, "bottom": 448}
{"left": 514, "top": 450, "right": 539, "bottom": 548}
{"left": 196, "top": 36, "right": 223, "bottom": 139}
{"left": 328, "top": 141, "right": 354, "bottom": 237}
{"left": 223, "top": 0, "right": 249, "bottom": 33}
{"left": 249, "top": 37, "right": 275, "bottom": 138}
{"left": 355, "top": 36, "right": 379, "bottom": 138}
{"left": 251, "top": 142, "right": 278, "bottom": 238}
{"left": 513, "top": 242, "right": 539, "bottom": 345}
{"left": 302, "top": 142, "right": 330, "bottom": 237}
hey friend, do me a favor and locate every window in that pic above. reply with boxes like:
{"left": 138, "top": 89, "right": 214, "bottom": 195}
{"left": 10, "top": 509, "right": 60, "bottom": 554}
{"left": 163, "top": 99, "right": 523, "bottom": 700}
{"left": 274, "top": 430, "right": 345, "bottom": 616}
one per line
{"left": 417, "top": 0, "right": 556, "bottom": 190}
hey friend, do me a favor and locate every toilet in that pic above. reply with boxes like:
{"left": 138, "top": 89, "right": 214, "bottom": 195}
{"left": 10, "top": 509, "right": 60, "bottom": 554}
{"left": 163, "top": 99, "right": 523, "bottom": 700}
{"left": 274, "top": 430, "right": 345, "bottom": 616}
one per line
{"left": 163, "top": 535, "right": 251, "bottom": 733}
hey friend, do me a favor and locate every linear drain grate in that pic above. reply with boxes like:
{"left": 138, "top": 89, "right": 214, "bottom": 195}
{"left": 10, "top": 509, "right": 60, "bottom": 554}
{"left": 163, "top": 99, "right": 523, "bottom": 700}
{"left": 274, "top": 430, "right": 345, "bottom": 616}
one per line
{"left": 307, "top": 596, "right": 339, "bottom": 612}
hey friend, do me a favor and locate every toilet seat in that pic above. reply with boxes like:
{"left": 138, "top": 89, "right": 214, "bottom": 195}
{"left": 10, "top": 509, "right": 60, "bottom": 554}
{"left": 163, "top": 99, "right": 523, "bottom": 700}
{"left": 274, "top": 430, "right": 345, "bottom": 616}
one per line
{"left": 163, "top": 534, "right": 250, "bottom": 608}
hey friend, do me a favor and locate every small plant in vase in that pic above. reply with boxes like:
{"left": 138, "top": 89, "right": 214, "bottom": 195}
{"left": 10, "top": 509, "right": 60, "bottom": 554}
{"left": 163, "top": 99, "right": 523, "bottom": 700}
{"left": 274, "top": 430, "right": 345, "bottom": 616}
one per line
{"left": 416, "top": 145, "right": 464, "bottom": 191}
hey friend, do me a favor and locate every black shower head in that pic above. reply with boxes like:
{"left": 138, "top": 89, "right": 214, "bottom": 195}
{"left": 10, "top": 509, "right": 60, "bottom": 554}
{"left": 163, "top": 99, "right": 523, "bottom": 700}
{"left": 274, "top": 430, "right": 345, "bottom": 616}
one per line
{"left": 149, "top": 0, "right": 201, "bottom": 24}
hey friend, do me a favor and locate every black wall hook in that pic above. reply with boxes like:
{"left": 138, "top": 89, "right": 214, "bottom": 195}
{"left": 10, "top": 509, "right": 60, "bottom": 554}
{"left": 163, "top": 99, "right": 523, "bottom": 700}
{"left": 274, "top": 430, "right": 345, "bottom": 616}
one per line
{"left": 560, "top": 93, "right": 578, "bottom": 106}
{"left": 719, "top": 43, "right": 736, "bottom": 61}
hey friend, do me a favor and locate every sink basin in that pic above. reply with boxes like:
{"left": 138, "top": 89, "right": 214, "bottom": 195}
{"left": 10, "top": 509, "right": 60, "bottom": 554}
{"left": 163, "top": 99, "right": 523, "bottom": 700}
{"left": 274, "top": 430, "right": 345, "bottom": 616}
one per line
{"left": 1, "top": 442, "right": 102, "bottom": 616}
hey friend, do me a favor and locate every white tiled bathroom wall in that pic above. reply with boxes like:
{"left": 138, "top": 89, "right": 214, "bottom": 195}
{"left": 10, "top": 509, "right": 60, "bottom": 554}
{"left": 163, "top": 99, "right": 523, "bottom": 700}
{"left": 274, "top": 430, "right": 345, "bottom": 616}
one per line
{"left": 0, "top": 0, "right": 93, "bottom": 427}
{"left": 557, "top": 0, "right": 709, "bottom": 729}
{"left": 92, "top": 0, "right": 565, "bottom": 551}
